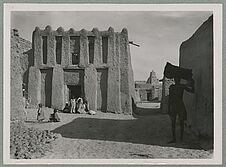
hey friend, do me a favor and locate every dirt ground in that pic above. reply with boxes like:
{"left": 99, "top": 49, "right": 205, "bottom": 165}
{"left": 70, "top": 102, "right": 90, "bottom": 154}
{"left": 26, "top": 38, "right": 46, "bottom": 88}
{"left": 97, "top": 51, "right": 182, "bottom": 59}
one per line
{"left": 24, "top": 103, "right": 213, "bottom": 159}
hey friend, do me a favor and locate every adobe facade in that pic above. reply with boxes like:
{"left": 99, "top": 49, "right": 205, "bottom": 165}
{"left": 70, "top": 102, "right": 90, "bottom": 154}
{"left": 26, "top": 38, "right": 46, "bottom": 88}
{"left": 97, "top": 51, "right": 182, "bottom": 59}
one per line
{"left": 135, "top": 81, "right": 152, "bottom": 101}
{"left": 134, "top": 70, "right": 162, "bottom": 102}
{"left": 11, "top": 29, "right": 31, "bottom": 120}
{"left": 28, "top": 26, "right": 135, "bottom": 114}
{"left": 179, "top": 15, "right": 213, "bottom": 138}
{"left": 146, "top": 70, "right": 162, "bottom": 101}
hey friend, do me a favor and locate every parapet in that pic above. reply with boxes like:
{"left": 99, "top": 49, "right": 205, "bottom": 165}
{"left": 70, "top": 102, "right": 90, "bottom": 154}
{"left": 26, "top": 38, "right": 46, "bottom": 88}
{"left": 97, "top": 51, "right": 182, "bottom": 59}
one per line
{"left": 32, "top": 26, "right": 130, "bottom": 68}
{"left": 33, "top": 26, "right": 128, "bottom": 37}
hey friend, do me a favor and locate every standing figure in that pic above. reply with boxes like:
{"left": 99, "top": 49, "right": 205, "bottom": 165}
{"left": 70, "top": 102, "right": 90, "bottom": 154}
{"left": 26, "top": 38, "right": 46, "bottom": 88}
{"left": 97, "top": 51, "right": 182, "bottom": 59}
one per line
{"left": 70, "top": 97, "right": 76, "bottom": 114}
{"left": 168, "top": 77, "right": 194, "bottom": 143}
{"left": 37, "top": 103, "right": 45, "bottom": 122}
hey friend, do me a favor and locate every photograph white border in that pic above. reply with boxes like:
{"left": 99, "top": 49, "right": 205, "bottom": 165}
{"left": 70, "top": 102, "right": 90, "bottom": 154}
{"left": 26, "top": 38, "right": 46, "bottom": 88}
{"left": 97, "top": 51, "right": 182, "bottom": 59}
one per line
{"left": 3, "top": 3, "right": 222, "bottom": 165}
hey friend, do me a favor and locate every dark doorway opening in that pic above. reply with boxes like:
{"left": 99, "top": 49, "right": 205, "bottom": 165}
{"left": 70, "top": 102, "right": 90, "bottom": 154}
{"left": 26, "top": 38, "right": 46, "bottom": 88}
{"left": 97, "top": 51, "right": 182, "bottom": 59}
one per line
{"left": 147, "top": 91, "right": 152, "bottom": 101}
{"left": 97, "top": 69, "right": 108, "bottom": 111}
{"left": 41, "top": 69, "right": 53, "bottom": 107}
{"left": 102, "top": 36, "right": 108, "bottom": 63}
{"left": 55, "top": 36, "right": 62, "bottom": 64}
{"left": 68, "top": 85, "right": 82, "bottom": 100}
{"left": 42, "top": 36, "right": 47, "bottom": 64}
{"left": 88, "top": 36, "right": 95, "bottom": 64}
{"left": 70, "top": 36, "right": 80, "bottom": 65}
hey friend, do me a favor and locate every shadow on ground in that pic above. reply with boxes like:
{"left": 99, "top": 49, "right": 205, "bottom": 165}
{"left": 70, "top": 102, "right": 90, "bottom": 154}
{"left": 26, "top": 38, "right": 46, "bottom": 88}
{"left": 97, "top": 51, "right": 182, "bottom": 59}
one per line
{"left": 52, "top": 103, "right": 203, "bottom": 150}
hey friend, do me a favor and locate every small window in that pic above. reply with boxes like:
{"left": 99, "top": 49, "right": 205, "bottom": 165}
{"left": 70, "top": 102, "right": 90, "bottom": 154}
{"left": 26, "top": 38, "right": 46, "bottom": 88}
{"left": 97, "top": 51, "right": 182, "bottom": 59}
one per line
{"left": 70, "top": 36, "right": 80, "bottom": 65}
{"left": 88, "top": 36, "right": 95, "bottom": 64}
{"left": 55, "top": 36, "right": 62, "bottom": 64}
{"left": 42, "top": 36, "right": 47, "bottom": 64}
{"left": 102, "top": 36, "right": 108, "bottom": 63}
{"left": 72, "top": 53, "right": 79, "bottom": 65}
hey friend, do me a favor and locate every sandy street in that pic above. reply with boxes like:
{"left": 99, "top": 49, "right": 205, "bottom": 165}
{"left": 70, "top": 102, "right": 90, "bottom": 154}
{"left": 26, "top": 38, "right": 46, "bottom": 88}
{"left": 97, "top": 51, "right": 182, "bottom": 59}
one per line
{"left": 24, "top": 103, "right": 213, "bottom": 159}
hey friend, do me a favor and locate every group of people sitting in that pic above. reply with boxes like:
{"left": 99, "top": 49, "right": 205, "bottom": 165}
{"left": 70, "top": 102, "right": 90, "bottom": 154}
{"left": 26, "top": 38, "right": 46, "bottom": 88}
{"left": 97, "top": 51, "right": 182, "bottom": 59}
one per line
{"left": 37, "top": 103, "right": 60, "bottom": 122}
{"left": 63, "top": 97, "right": 95, "bottom": 115}
{"left": 36, "top": 97, "right": 96, "bottom": 123}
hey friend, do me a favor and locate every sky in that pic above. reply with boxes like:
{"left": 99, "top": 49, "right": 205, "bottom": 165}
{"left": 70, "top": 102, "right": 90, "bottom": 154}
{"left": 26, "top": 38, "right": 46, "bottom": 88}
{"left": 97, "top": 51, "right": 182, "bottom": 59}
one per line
{"left": 11, "top": 11, "right": 212, "bottom": 80}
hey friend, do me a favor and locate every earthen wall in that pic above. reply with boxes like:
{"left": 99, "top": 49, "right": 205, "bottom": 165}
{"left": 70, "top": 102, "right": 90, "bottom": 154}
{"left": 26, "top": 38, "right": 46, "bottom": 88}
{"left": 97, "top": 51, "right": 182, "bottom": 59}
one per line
{"left": 28, "top": 26, "right": 135, "bottom": 114}
{"left": 179, "top": 15, "right": 213, "bottom": 138}
{"left": 11, "top": 30, "right": 32, "bottom": 120}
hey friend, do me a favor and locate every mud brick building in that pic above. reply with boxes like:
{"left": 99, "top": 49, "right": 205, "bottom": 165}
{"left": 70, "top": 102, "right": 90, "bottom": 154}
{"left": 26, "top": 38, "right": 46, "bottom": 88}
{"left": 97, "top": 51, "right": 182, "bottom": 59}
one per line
{"left": 179, "top": 15, "right": 213, "bottom": 138}
{"left": 146, "top": 70, "right": 162, "bottom": 101}
{"left": 135, "top": 81, "right": 152, "bottom": 101}
{"left": 134, "top": 70, "right": 162, "bottom": 102}
{"left": 11, "top": 29, "right": 32, "bottom": 120}
{"left": 28, "top": 26, "right": 135, "bottom": 114}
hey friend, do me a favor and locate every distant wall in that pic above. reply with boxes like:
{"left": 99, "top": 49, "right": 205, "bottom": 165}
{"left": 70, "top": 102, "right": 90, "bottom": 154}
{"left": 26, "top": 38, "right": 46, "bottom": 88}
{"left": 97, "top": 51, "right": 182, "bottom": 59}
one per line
{"left": 179, "top": 15, "right": 213, "bottom": 138}
{"left": 135, "top": 83, "right": 152, "bottom": 89}
{"left": 135, "top": 71, "right": 162, "bottom": 102}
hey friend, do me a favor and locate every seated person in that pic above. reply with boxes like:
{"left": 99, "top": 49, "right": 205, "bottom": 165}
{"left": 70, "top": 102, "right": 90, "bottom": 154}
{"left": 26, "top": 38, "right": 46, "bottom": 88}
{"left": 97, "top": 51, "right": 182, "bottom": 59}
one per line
{"left": 63, "top": 102, "right": 70, "bottom": 113}
{"left": 83, "top": 97, "right": 90, "bottom": 112}
{"left": 37, "top": 103, "right": 45, "bottom": 122}
{"left": 76, "top": 97, "right": 86, "bottom": 114}
{"left": 49, "top": 109, "right": 61, "bottom": 122}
